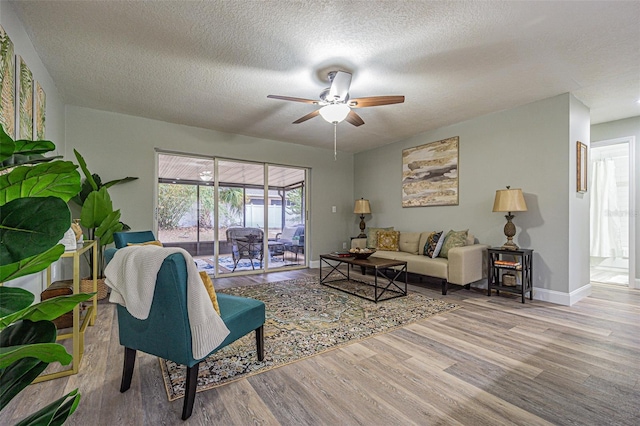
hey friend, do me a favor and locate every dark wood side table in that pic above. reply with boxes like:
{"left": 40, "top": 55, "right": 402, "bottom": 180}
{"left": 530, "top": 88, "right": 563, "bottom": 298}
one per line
{"left": 487, "top": 247, "right": 533, "bottom": 303}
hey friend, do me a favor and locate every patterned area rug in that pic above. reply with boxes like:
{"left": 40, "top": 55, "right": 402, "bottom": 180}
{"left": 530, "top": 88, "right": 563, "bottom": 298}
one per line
{"left": 159, "top": 276, "right": 459, "bottom": 401}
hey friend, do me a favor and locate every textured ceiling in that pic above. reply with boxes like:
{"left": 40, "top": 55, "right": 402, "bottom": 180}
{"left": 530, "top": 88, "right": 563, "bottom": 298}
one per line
{"left": 10, "top": 0, "right": 640, "bottom": 154}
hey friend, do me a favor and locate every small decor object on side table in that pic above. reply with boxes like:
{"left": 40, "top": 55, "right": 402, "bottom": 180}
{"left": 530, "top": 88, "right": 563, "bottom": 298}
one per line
{"left": 487, "top": 247, "right": 533, "bottom": 303}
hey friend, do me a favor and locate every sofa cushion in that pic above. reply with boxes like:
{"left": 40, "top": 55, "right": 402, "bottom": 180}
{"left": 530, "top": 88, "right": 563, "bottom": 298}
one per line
{"left": 398, "top": 232, "right": 421, "bottom": 255}
{"left": 439, "top": 229, "right": 468, "bottom": 258}
{"left": 377, "top": 230, "right": 400, "bottom": 251}
{"left": 423, "top": 231, "right": 444, "bottom": 258}
{"left": 366, "top": 227, "right": 394, "bottom": 248}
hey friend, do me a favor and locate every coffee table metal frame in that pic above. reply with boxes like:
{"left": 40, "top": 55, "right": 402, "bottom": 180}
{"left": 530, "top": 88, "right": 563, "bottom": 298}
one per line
{"left": 319, "top": 254, "right": 408, "bottom": 303}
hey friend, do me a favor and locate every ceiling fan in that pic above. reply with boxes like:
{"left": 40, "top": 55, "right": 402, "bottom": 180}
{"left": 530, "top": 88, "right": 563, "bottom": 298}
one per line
{"left": 267, "top": 70, "right": 404, "bottom": 126}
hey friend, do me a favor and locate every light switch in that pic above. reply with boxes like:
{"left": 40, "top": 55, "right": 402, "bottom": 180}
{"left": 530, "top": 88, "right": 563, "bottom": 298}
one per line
{"left": 332, "top": 206, "right": 336, "bottom": 213}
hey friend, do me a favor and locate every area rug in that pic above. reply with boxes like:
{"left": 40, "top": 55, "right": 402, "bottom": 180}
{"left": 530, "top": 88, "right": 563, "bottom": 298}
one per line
{"left": 159, "top": 276, "right": 459, "bottom": 401}
{"left": 195, "top": 257, "right": 289, "bottom": 273}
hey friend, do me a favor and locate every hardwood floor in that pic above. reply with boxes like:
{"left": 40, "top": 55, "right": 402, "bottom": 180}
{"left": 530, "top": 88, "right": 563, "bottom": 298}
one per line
{"left": 2, "top": 269, "right": 639, "bottom": 425}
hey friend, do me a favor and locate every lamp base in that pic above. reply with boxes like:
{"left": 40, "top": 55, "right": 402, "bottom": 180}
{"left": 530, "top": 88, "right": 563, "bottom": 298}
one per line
{"left": 501, "top": 240, "right": 519, "bottom": 250}
{"left": 358, "top": 215, "right": 367, "bottom": 239}
{"left": 501, "top": 213, "right": 519, "bottom": 250}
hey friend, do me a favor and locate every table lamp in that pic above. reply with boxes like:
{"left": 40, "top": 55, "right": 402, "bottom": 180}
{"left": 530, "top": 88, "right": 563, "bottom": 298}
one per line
{"left": 492, "top": 186, "right": 527, "bottom": 250}
{"left": 354, "top": 198, "right": 371, "bottom": 238}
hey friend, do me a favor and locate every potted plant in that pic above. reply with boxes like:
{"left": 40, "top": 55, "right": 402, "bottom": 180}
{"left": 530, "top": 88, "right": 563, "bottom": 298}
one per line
{"left": 70, "top": 150, "right": 138, "bottom": 297}
{"left": 0, "top": 125, "right": 92, "bottom": 424}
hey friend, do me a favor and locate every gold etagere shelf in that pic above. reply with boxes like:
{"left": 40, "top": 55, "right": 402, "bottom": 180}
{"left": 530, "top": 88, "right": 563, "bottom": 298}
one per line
{"left": 33, "top": 240, "right": 98, "bottom": 383}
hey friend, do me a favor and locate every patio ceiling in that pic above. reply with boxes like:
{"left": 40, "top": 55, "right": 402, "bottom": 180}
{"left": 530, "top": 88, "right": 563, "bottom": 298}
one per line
{"left": 158, "top": 153, "right": 304, "bottom": 188}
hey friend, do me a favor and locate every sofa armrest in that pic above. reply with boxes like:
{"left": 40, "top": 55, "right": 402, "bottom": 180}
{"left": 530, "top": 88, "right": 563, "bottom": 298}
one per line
{"left": 351, "top": 238, "right": 367, "bottom": 250}
{"left": 447, "top": 244, "right": 489, "bottom": 285}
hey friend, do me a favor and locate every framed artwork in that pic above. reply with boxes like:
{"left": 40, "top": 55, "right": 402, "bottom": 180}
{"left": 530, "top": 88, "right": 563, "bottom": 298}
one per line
{"left": 577, "top": 141, "right": 587, "bottom": 193}
{"left": 34, "top": 81, "right": 46, "bottom": 140}
{"left": 16, "top": 55, "right": 33, "bottom": 141}
{"left": 0, "top": 25, "right": 15, "bottom": 138}
{"left": 402, "top": 136, "right": 459, "bottom": 207}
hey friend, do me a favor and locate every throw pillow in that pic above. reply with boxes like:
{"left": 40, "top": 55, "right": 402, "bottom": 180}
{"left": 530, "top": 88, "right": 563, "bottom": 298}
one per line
{"left": 439, "top": 229, "right": 468, "bottom": 259}
{"left": 366, "top": 227, "right": 394, "bottom": 248}
{"left": 377, "top": 230, "right": 400, "bottom": 251}
{"left": 423, "top": 231, "right": 444, "bottom": 258}
{"left": 127, "top": 240, "right": 164, "bottom": 247}
{"left": 199, "top": 271, "right": 220, "bottom": 315}
{"left": 398, "top": 232, "right": 421, "bottom": 255}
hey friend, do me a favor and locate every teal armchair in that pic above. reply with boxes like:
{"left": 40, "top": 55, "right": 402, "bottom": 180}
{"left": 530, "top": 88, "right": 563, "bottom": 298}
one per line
{"left": 106, "top": 231, "right": 266, "bottom": 420}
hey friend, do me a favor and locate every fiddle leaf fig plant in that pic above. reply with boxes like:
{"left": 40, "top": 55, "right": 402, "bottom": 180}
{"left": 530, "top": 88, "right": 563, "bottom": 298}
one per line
{"left": 0, "top": 124, "right": 92, "bottom": 425}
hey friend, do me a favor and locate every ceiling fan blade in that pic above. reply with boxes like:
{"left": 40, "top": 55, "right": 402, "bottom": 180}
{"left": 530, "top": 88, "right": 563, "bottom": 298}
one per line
{"left": 267, "top": 95, "right": 318, "bottom": 104}
{"left": 345, "top": 110, "right": 365, "bottom": 127}
{"left": 328, "top": 71, "right": 352, "bottom": 101}
{"left": 292, "top": 109, "right": 320, "bottom": 124}
{"left": 349, "top": 95, "right": 405, "bottom": 108}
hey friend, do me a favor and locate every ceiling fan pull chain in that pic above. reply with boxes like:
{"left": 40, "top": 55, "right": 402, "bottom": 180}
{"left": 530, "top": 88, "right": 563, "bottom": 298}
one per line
{"left": 334, "top": 122, "right": 337, "bottom": 161}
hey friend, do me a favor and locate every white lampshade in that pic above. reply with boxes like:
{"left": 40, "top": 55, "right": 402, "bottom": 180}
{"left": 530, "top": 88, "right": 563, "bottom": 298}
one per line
{"left": 319, "top": 104, "right": 350, "bottom": 123}
{"left": 492, "top": 188, "right": 527, "bottom": 212}
{"left": 354, "top": 198, "right": 371, "bottom": 214}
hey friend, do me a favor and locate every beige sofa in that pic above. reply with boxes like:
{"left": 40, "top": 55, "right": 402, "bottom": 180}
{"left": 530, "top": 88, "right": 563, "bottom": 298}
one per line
{"left": 351, "top": 230, "right": 488, "bottom": 295}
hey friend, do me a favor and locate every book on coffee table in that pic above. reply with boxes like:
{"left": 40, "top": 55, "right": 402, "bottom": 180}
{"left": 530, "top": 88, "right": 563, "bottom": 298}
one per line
{"left": 331, "top": 251, "right": 353, "bottom": 257}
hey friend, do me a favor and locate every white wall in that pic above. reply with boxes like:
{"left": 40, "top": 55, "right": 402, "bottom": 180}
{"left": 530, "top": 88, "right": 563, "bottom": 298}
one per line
{"left": 64, "top": 106, "right": 356, "bottom": 261}
{"left": 354, "top": 94, "right": 590, "bottom": 304}
{"left": 591, "top": 115, "right": 640, "bottom": 286}
{"left": 1, "top": 2, "right": 67, "bottom": 296}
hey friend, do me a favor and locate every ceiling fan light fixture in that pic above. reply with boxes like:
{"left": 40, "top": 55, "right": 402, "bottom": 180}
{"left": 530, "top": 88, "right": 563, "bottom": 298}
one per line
{"left": 319, "top": 104, "right": 350, "bottom": 123}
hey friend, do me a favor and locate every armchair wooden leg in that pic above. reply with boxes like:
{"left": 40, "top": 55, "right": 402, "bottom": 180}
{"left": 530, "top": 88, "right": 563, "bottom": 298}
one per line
{"left": 256, "top": 325, "right": 264, "bottom": 361}
{"left": 182, "top": 363, "right": 199, "bottom": 420}
{"left": 120, "top": 347, "right": 136, "bottom": 393}
{"left": 441, "top": 280, "right": 448, "bottom": 295}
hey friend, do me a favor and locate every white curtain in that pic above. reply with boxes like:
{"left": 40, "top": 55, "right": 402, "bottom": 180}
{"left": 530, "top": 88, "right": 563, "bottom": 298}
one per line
{"left": 590, "top": 159, "right": 622, "bottom": 257}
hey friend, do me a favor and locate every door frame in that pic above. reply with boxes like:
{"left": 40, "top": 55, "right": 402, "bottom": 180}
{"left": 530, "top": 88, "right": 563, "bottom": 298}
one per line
{"left": 590, "top": 136, "right": 637, "bottom": 288}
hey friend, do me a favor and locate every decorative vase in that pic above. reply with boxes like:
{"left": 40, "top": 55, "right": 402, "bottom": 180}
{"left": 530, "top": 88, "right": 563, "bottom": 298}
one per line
{"left": 71, "top": 219, "right": 83, "bottom": 243}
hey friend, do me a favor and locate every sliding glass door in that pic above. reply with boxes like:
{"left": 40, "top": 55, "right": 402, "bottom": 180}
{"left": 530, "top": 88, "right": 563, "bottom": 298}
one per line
{"left": 156, "top": 152, "right": 307, "bottom": 276}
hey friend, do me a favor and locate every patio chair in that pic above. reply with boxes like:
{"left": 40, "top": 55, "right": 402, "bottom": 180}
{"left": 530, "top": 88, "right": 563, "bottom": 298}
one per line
{"left": 226, "top": 227, "right": 264, "bottom": 271}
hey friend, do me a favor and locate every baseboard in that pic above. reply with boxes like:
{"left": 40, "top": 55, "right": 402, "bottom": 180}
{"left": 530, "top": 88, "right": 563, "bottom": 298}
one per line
{"left": 310, "top": 260, "right": 320, "bottom": 269}
{"left": 533, "top": 283, "right": 592, "bottom": 306}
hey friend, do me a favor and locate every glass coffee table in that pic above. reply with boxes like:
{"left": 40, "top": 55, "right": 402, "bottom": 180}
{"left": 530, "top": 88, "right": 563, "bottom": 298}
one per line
{"left": 319, "top": 254, "right": 407, "bottom": 303}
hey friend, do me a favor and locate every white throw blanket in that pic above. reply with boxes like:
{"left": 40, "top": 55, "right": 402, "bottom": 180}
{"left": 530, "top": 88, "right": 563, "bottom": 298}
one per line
{"left": 104, "top": 245, "right": 230, "bottom": 359}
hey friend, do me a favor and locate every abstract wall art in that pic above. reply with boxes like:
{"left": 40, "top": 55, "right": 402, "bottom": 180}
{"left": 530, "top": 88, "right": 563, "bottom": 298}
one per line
{"left": 16, "top": 55, "right": 33, "bottom": 140}
{"left": 402, "top": 136, "right": 459, "bottom": 207}
{"left": 0, "top": 25, "right": 15, "bottom": 137}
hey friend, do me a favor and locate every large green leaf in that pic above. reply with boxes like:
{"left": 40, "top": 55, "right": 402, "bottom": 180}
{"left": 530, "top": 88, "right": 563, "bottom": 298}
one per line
{"left": 80, "top": 186, "right": 113, "bottom": 229}
{"left": 0, "top": 125, "right": 15, "bottom": 162}
{"left": 0, "top": 244, "right": 65, "bottom": 283}
{"left": 73, "top": 149, "right": 97, "bottom": 191}
{"left": 0, "top": 357, "right": 47, "bottom": 410}
{"left": 14, "top": 389, "right": 80, "bottom": 426}
{"left": 12, "top": 139, "right": 56, "bottom": 156}
{"left": 95, "top": 209, "right": 122, "bottom": 247}
{"left": 103, "top": 176, "right": 138, "bottom": 188}
{"left": 0, "top": 286, "right": 34, "bottom": 317}
{"left": 0, "top": 293, "right": 94, "bottom": 329}
{"left": 0, "top": 197, "right": 70, "bottom": 265}
{"left": 0, "top": 343, "right": 72, "bottom": 369}
{"left": 0, "top": 160, "right": 81, "bottom": 205}
{"left": 0, "top": 155, "right": 64, "bottom": 172}
{"left": 0, "top": 319, "right": 57, "bottom": 409}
